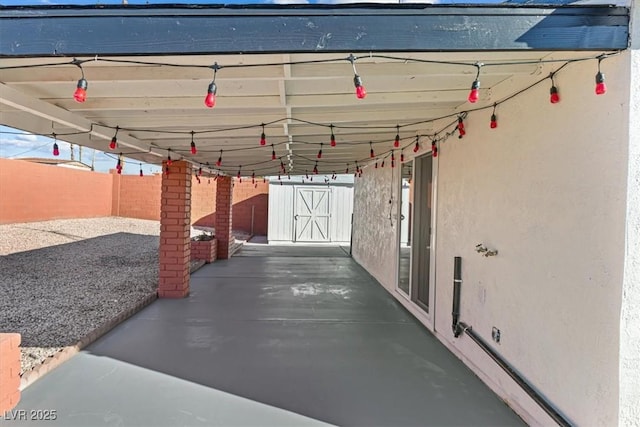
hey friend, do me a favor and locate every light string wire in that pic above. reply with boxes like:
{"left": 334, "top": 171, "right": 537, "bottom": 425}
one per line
{"left": 0, "top": 51, "right": 622, "bottom": 175}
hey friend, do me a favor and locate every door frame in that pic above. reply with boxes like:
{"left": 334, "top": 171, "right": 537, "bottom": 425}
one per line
{"left": 395, "top": 153, "right": 438, "bottom": 331}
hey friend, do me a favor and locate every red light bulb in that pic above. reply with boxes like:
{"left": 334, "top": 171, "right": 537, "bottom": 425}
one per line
{"left": 394, "top": 134, "right": 400, "bottom": 148}
{"left": 74, "top": 78, "right": 88, "bottom": 103}
{"left": 457, "top": 118, "right": 466, "bottom": 138}
{"left": 52, "top": 142, "right": 59, "bottom": 156}
{"left": 354, "top": 75, "right": 367, "bottom": 99}
{"left": 413, "top": 141, "right": 420, "bottom": 153}
{"left": 272, "top": 150, "right": 276, "bottom": 161}
{"left": 317, "top": 148, "right": 322, "bottom": 159}
{"left": 595, "top": 72, "right": 606, "bottom": 95}
{"left": 490, "top": 114, "right": 498, "bottom": 129}
{"left": 204, "top": 82, "right": 217, "bottom": 108}
{"left": 313, "top": 165, "right": 318, "bottom": 174}
{"left": 550, "top": 86, "right": 560, "bottom": 104}
{"left": 468, "top": 80, "right": 480, "bottom": 103}
{"left": 190, "top": 141, "right": 197, "bottom": 155}
{"left": 432, "top": 142, "right": 438, "bottom": 158}
{"left": 330, "top": 132, "right": 336, "bottom": 147}
{"left": 109, "top": 137, "right": 117, "bottom": 150}
{"left": 260, "top": 132, "right": 266, "bottom": 146}
{"left": 139, "top": 169, "right": 143, "bottom": 177}
{"left": 400, "top": 153, "right": 405, "bottom": 163}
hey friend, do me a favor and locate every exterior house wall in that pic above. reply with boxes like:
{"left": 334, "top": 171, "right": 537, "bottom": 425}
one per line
{"left": 620, "top": 1, "right": 640, "bottom": 424}
{"left": 352, "top": 53, "right": 632, "bottom": 425}
{"left": 0, "top": 158, "right": 112, "bottom": 223}
{"left": 352, "top": 165, "right": 398, "bottom": 289}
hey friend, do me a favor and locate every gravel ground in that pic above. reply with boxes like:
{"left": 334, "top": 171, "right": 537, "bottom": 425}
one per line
{"left": 0, "top": 217, "right": 161, "bottom": 374}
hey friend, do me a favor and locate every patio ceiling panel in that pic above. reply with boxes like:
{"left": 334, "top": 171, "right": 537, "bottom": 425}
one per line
{"left": 0, "top": 4, "right": 630, "bottom": 177}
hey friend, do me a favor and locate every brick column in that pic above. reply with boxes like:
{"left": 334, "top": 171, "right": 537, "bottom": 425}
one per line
{"left": 0, "top": 333, "right": 21, "bottom": 416}
{"left": 159, "top": 160, "right": 191, "bottom": 298}
{"left": 215, "top": 176, "right": 233, "bottom": 260}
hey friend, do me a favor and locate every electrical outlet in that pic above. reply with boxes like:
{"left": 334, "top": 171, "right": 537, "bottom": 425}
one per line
{"left": 492, "top": 327, "right": 501, "bottom": 344}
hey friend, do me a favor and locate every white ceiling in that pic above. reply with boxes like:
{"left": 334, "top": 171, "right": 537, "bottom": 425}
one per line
{"left": 0, "top": 50, "right": 600, "bottom": 176}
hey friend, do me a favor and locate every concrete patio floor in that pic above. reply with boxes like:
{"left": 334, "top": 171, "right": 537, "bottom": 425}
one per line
{"left": 7, "top": 244, "right": 524, "bottom": 426}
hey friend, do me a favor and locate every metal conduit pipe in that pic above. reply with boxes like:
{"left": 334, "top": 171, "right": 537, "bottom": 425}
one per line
{"left": 451, "top": 257, "right": 572, "bottom": 427}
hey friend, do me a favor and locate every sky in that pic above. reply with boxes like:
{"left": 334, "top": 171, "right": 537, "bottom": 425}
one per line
{"left": 0, "top": 0, "right": 509, "bottom": 5}
{"left": 0, "top": 126, "right": 162, "bottom": 174}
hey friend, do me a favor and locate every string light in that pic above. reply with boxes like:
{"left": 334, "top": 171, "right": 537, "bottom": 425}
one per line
{"left": 252, "top": 171, "right": 255, "bottom": 184}
{"left": 237, "top": 166, "right": 242, "bottom": 179}
{"left": 317, "top": 143, "right": 323, "bottom": 159}
{"left": 349, "top": 54, "right": 367, "bottom": 99}
{"left": 431, "top": 140, "right": 438, "bottom": 158}
{"left": 190, "top": 131, "right": 197, "bottom": 155}
{"left": 166, "top": 149, "right": 172, "bottom": 166}
{"left": 116, "top": 153, "right": 123, "bottom": 174}
{"left": 380, "top": 159, "right": 385, "bottom": 168}
{"left": 313, "top": 161, "right": 319, "bottom": 174}
{"left": 370, "top": 142, "right": 375, "bottom": 158}
{"left": 52, "top": 133, "right": 59, "bottom": 156}
{"left": 457, "top": 116, "right": 466, "bottom": 138}
{"left": 413, "top": 136, "right": 420, "bottom": 153}
{"left": 0, "top": 52, "right": 616, "bottom": 175}
{"left": 468, "top": 63, "right": 482, "bottom": 103}
{"left": 198, "top": 167, "right": 202, "bottom": 176}
{"left": 391, "top": 151, "right": 395, "bottom": 168}
{"left": 216, "top": 150, "right": 223, "bottom": 166}
{"left": 490, "top": 104, "right": 498, "bottom": 129}
{"left": 394, "top": 125, "right": 400, "bottom": 148}
{"left": 73, "top": 60, "right": 88, "bottom": 103}
{"left": 595, "top": 56, "right": 607, "bottom": 95}
{"left": 330, "top": 125, "right": 336, "bottom": 147}
{"left": 139, "top": 163, "right": 143, "bottom": 177}
{"left": 204, "top": 63, "right": 219, "bottom": 108}
{"left": 401, "top": 150, "right": 405, "bottom": 163}
{"left": 549, "top": 73, "right": 560, "bottom": 104}
{"left": 271, "top": 144, "right": 276, "bottom": 160}
{"left": 110, "top": 126, "right": 118, "bottom": 150}
{"left": 259, "top": 124, "right": 266, "bottom": 146}
{"left": 165, "top": 165, "right": 170, "bottom": 176}
{"left": 375, "top": 160, "right": 378, "bottom": 169}
{"left": 345, "top": 164, "right": 349, "bottom": 174}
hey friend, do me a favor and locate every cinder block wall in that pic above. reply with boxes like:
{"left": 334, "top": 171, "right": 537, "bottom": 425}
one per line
{"left": 0, "top": 158, "right": 112, "bottom": 223}
{"left": 0, "top": 159, "right": 268, "bottom": 235}
{"left": 0, "top": 333, "right": 21, "bottom": 415}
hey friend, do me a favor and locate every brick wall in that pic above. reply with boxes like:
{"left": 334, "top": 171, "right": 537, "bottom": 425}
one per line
{"left": 0, "top": 158, "right": 112, "bottom": 224}
{"left": 0, "top": 333, "right": 21, "bottom": 415}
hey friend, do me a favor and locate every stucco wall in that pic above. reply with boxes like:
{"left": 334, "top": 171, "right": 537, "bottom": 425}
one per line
{"left": 352, "top": 165, "right": 398, "bottom": 290}
{"left": 352, "top": 53, "right": 631, "bottom": 425}
{"left": 620, "top": 1, "right": 640, "bottom": 424}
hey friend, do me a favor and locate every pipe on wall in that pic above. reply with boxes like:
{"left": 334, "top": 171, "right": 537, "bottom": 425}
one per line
{"left": 451, "top": 257, "right": 572, "bottom": 427}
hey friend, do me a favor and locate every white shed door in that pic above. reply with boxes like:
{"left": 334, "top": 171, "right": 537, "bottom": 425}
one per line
{"left": 294, "top": 187, "right": 330, "bottom": 242}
